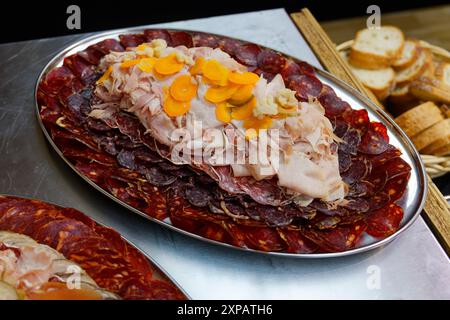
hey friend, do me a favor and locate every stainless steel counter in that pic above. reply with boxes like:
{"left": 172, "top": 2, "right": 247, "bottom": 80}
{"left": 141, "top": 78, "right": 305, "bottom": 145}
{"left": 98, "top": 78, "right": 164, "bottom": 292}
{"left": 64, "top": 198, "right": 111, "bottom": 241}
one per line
{"left": 0, "top": 8, "right": 449, "bottom": 299}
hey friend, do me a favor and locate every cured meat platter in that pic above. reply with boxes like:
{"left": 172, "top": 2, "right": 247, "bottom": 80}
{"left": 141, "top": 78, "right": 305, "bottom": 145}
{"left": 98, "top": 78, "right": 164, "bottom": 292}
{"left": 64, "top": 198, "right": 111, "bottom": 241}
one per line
{"left": 0, "top": 195, "right": 188, "bottom": 300}
{"left": 35, "top": 27, "right": 427, "bottom": 258}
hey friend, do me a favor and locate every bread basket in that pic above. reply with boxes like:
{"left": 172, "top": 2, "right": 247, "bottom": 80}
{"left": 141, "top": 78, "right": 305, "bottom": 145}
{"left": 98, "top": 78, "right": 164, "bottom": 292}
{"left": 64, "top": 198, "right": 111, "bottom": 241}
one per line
{"left": 337, "top": 39, "right": 450, "bottom": 178}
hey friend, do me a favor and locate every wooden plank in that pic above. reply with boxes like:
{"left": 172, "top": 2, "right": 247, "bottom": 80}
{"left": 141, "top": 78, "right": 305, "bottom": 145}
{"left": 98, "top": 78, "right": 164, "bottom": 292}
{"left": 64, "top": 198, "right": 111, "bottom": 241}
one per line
{"left": 291, "top": 8, "right": 450, "bottom": 256}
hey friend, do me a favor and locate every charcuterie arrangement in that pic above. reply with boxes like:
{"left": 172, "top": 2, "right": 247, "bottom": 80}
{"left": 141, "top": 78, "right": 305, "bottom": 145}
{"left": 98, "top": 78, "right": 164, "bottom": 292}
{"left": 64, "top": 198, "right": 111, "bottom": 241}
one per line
{"left": 0, "top": 195, "right": 186, "bottom": 300}
{"left": 37, "top": 29, "right": 412, "bottom": 255}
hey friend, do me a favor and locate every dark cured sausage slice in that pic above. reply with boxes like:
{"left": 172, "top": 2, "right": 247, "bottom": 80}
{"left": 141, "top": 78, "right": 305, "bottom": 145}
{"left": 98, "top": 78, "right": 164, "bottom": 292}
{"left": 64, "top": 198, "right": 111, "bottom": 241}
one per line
{"left": 286, "top": 74, "right": 323, "bottom": 101}
{"left": 277, "top": 229, "right": 318, "bottom": 253}
{"left": 219, "top": 38, "right": 243, "bottom": 56}
{"left": 63, "top": 55, "right": 97, "bottom": 85}
{"left": 302, "top": 222, "right": 366, "bottom": 252}
{"left": 318, "top": 85, "right": 351, "bottom": 117}
{"left": 257, "top": 49, "right": 286, "bottom": 74}
{"left": 170, "top": 31, "right": 194, "bottom": 48}
{"left": 384, "top": 172, "right": 411, "bottom": 202}
{"left": 358, "top": 122, "right": 389, "bottom": 155}
{"left": 143, "top": 29, "right": 172, "bottom": 45}
{"left": 367, "top": 144, "right": 402, "bottom": 168}
{"left": 234, "top": 43, "right": 261, "bottom": 67}
{"left": 92, "top": 39, "right": 124, "bottom": 54}
{"left": 366, "top": 203, "right": 404, "bottom": 238}
{"left": 192, "top": 32, "right": 221, "bottom": 48}
{"left": 280, "top": 60, "right": 315, "bottom": 79}
{"left": 119, "top": 34, "right": 146, "bottom": 48}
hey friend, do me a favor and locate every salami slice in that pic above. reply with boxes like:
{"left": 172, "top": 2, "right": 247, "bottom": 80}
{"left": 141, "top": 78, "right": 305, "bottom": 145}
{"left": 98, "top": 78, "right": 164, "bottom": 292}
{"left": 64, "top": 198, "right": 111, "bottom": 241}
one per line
{"left": 40, "top": 66, "right": 76, "bottom": 95}
{"left": 119, "top": 34, "right": 146, "bottom": 48}
{"left": 341, "top": 156, "right": 371, "bottom": 185}
{"left": 286, "top": 74, "right": 323, "bottom": 101}
{"left": 92, "top": 39, "right": 124, "bottom": 54}
{"left": 63, "top": 54, "right": 97, "bottom": 85}
{"left": 318, "top": 85, "right": 351, "bottom": 117}
{"left": 257, "top": 49, "right": 286, "bottom": 74}
{"left": 384, "top": 172, "right": 410, "bottom": 202}
{"left": 192, "top": 32, "right": 221, "bottom": 48}
{"left": 339, "top": 127, "right": 361, "bottom": 155}
{"left": 257, "top": 205, "right": 293, "bottom": 227}
{"left": 77, "top": 46, "right": 104, "bottom": 65}
{"left": 343, "top": 108, "right": 370, "bottom": 132}
{"left": 234, "top": 43, "right": 261, "bottom": 67}
{"left": 143, "top": 29, "right": 172, "bottom": 45}
{"left": 367, "top": 144, "right": 402, "bottom": 168}
{"left": 277, "top": 229, "right": 318, "bottom": 253}
{"left": 219, "top": 38, "right": 243, "bottom": 56}
{"left": 366, "top": 203, "right": 404, "bottom": 238}
{"left": 170, "top": 31, "right": 193, "bottom": 48}
{"left": 379, "top": 157, "right": 411, "bottom": 180}
{"left": 366, "top": 192, "right": 390, "bottom": 211}
{"left": 358, "top": 122, "right": 389, "bottom": 155}
{"left": 280, "top": 60, "right": 315, "bottom": 79}
{"left": 302, "top": 222, "right": 366, "bottom": 252}
{"left": 348, "top": 180, "right": 375, "bottom": 197}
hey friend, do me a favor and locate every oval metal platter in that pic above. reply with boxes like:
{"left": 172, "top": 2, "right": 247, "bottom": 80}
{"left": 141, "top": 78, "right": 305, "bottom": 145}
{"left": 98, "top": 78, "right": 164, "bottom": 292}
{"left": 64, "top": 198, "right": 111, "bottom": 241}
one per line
{"left": 35, "top": 27, "right": 427, "bottom": 258}
{"left": 0, "top": 194, "right": 190, "bottom": 299}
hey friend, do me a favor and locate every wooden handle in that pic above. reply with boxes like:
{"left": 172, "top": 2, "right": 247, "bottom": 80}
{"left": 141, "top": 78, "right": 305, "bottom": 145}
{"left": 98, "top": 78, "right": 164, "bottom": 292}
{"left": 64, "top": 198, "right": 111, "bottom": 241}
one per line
{"left": 291, "top": 8, "right": 450, "bottom": 255}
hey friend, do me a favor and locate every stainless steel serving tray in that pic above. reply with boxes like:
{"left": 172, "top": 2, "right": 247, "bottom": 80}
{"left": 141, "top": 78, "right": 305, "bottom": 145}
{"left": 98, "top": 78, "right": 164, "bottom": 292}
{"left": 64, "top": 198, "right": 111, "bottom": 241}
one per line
{"left": 34, "top": 27, "right": 428, "bottom": 258}
{"left": 0, "top": 194, "right": 190, "bottom": 299}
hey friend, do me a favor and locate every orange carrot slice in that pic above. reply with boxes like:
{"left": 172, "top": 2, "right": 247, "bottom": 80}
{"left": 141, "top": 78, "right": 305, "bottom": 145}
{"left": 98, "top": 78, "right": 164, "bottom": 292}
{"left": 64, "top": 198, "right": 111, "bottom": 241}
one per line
{"left": 189, "top": 57, "right": 206, "bottom": 75}
{"left": 154, "top": 53, "right": 184, "bottom": 75}
{"left": 203, "top": 59, "right": 229, "bottom": 82}
{"left": 163, "top": 95, "right": 190, "bottom": 117}
{"left": 205, "top": 85, "right": 239, "bottom": 103}
{"left": 120, "top": 59, "right": 141, "bottom": 69}
{"left": 215, "top": 102, "right": 232, "bottom": 123}
{"left": 231, "top": 96, "right": 256, "bottom": 120}
{"left": 170, "top": 75, "right": 198, "bottom": 102}
{"left": 228, "top": 84, "right": 254, "bottom": 105}
{"left": 228, "top": 71, "right": 260, "bottom": 85}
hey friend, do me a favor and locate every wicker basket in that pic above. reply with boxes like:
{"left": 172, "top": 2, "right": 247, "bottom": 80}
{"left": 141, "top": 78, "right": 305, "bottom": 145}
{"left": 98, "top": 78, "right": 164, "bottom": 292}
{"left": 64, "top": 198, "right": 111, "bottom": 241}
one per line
{"left": 337, "top": 40, "right": 450, "bottom": 178}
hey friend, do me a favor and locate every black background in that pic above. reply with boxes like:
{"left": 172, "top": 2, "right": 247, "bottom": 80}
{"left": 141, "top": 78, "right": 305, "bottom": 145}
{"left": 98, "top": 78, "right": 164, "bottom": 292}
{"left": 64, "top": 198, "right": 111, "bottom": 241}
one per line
{"left": 1, "top": 0, "right": 449, "bottom": 44}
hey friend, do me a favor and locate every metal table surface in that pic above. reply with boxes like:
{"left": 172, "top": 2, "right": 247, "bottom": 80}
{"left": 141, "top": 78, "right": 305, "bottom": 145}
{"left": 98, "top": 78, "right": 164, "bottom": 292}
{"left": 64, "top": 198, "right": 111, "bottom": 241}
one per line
{"left": 0, "top": 8, "right": 449, "bottom": 299}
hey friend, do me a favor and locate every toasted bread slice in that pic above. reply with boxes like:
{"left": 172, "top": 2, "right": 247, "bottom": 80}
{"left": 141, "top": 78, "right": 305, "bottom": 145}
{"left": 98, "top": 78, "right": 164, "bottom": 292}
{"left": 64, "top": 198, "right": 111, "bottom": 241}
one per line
{"left": 349, "top": 26, "right": 405, "bottom": 69}
{"left": 392, "top": 40, "right": 420, "bottom": 69}
{"left": 421, "top": 134, "right": 450, "bottom": 155}
{"left": 410, "top": 76, "right": 450, "bottom": 104}
{"left": 395, "top": 48, "right": 433, "bottom": 85}
{"left": 394, "top": 101, "right": 443, "bottom": 137}
{"left": 341, "top": 50, "right": 395, "bottom": 101}
{"left": 411, "top": 119, "right": 450, "bottom": 150}
{"left": 431, "top": 143, "right": 450, "bottom": 156}
{"left": 435, "top": 62, "right": 450, "bottom": 87}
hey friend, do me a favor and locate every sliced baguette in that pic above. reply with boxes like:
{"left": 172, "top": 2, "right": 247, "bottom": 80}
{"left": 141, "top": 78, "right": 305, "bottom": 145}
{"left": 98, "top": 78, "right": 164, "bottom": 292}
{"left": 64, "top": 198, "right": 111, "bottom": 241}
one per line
{"left": 411, "top": 119, "right": 450, "bottom": 150}
{"left": 431, "top": 143, "right": 450, "bottom": 156}
{"left": 410, "top": 76, "right": 450, "bottom": 104}
{"left": 341, "top": 50, "right": 395, "bottom": 101}
{"left": 394, "top": 101, "right": 443, "bottom": 137}
{"left": 435, "top": 62, "right": 450, "bottom": 87}
{"left": 392, "top": 39, "right": 420, "bottom": 69}
{"left": 395, "top": 48, "right": 433, "bottom": 85}
{"left": 421, "top": 134, "right": 450, "bottom": 155}
{"left": 349, "top": 26, "right": 405, "bottom": 70}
